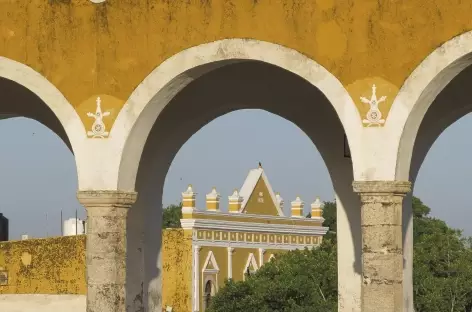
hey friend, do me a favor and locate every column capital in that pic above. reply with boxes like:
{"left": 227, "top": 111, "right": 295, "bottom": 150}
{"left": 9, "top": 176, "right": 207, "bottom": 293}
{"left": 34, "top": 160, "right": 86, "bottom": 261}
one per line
{"left": 77, "top": 190, "right": 137, "bottom": 207}
{"left": 352, "top": 180, "right": 411, "bottom": 195}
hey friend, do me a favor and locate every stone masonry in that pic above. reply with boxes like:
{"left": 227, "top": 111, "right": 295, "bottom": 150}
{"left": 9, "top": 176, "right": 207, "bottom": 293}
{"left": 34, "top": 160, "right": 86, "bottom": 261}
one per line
{"left": 353, "top": 181, "right": 411, "bottom": 312}
{"left": 77, "top": 191, "right": 137, "bottom": 312}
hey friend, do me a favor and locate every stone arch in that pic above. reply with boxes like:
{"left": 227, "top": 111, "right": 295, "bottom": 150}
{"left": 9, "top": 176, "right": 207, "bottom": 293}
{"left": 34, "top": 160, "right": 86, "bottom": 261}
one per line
{"left": 0, "top": 56, "right": 86, "bottom": 154}
{"left": 116, "top": 39, "right": 363, "bottom": 312}
{"left": 112, "top": 38, "right": 362, "bottom": 191}
{"left": 387, "top": 30, "right": 472, "bottom": 180}
{"left": 387, "top": 30, "right": 472, "bottom": 312}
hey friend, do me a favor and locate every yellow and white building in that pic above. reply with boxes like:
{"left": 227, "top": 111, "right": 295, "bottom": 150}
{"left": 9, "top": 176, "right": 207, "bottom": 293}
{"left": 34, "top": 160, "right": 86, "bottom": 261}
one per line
{"left": 0, "top": 166, "right": 327, "bottom": 312}
{"left": 163, "top": 166, "right": 328, "bottom": 311}
{"left": 5, "top": 1, "right": 471, "bottom": 310}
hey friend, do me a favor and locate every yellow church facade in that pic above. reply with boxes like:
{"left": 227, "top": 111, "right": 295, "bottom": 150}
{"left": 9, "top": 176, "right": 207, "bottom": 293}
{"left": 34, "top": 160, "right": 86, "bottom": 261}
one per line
{"left": 162, "top": 166, "right": 328, "bottom": 311}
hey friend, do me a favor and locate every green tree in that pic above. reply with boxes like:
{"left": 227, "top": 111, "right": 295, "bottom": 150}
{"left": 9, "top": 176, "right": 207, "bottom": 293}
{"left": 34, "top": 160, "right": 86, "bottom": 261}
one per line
{"left": 412, "top": 197, "right": 472, "bottom": 312}
{"left": 205, "top": 197, "right": 472, "bottom": 311}
{"left": 207, "top": 236, "right": 338, "bottom": 312}
{"left": 162, "top": 203, "right": 182, "bottom": 229}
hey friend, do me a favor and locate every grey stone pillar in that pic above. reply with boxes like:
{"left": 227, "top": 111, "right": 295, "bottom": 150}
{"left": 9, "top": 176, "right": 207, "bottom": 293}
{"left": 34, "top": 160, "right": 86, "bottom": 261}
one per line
{"left": 352, "top": 181, "right": 411, "bottom": 312}
{"left": 77, "top": 190, "right": 137, "bottom": 312}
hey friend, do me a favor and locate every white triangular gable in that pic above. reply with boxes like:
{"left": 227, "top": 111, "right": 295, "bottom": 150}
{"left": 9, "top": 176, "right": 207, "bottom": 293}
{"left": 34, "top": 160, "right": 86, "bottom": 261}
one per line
{"left": 238, "top": 168, "right": 284, "bottom": 216}
{"left": 202, "top": 251, "right": 220, "bottom": 273}
{"left": 243, "top": 253, "right": 259, "bottom": 277}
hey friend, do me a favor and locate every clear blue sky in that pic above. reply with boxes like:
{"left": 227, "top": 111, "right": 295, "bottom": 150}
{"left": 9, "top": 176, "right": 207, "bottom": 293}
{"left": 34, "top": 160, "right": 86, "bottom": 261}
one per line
{"left": 0, "top": 110, "right": 471, "bottom": 240}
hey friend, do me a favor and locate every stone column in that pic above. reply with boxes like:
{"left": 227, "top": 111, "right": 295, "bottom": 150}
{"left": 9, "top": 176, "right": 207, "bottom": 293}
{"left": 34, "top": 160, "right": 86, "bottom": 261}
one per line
{"left": 352, "top": 181, "right": 411, "bottom": 312}
{"left": 77, "top": 190, "right": 137, "bottom": 312}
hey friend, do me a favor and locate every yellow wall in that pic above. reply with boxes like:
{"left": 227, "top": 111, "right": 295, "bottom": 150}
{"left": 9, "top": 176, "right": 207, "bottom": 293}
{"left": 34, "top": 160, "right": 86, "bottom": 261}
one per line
{"left": 0, "top": 230, "right": 320, "bottom": 312}
{"left": 0, "top": 235, "right": 86, "bottom": 295}
{"left": 244, "top": 176, "right": 279, "bottom": 216}
{"left": 162, "top": 229, "right": 193, "bottom": 312}
{"left": 199, "top": 246, "right": 228, "bottom": 312}
{"left": 2, "top": 1, "right": 472, "bottom": 128}
{"left": 0, "top": 231, "right": 194, "bottom": 312}
{"left": 198, "top": 246, "right": 267, "bottom": 311}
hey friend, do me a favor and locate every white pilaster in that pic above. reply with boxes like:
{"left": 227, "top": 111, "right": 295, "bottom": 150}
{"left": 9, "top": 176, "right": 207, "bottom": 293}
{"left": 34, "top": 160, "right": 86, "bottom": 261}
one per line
{"left": 193, "top": 245, "right": 201, "bottom": 312}
{"left": 227, "top": 247, "right": 234, "bottom": 279}
{"left": 259, "top": 248, "right": 266, "bottom": 267}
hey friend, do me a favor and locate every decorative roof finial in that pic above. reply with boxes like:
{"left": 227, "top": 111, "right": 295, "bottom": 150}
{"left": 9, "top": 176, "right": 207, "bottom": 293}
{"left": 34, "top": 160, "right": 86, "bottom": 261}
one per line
{"left": 311, "top": 196, "right": 322, "bottom": 208}
{"left": 258, "top": 162, "right": 262, "bottom": 168}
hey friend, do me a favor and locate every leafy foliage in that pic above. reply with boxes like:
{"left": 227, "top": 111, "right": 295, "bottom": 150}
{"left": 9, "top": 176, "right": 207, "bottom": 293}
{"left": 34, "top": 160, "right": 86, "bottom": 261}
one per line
{"left": 207, "top": 237, "right": 338, "bottom": 312}
{"left": 162, "top": 203, "right": 182, "bottom": 229}
{"left": 412, "top": 197, "right": 472, "bottom": 312}
{"left": 206, "top": 197, "right": 472, "bottom": 312}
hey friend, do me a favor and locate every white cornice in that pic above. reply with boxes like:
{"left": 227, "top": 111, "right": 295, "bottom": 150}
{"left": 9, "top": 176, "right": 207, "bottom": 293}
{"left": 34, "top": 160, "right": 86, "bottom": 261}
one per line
{"left": 187, "top": 209, "right": 324, "bottom": 223}
{"left": 180, "top": 218, "right": 329, "bottom": 235}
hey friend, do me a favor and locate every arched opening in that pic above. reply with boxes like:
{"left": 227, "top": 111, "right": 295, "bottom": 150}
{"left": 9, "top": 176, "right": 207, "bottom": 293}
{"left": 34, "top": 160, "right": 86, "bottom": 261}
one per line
{"left": 123, "top": 54, "right": 361, "bottom": 312}
{"left": 397, "top": 59, "right": 472, "bottom": 312}
{"left": 414, "top": 114, "right": 472, "bottom": 234}
{"left": 0, "top": 76, "right": 82, "bottom": 239}
{"left": 0, "top": 72, "right": 85, "bottom": 312}
{"left": 203, "top": 280, "right": 214, "bottom": 311}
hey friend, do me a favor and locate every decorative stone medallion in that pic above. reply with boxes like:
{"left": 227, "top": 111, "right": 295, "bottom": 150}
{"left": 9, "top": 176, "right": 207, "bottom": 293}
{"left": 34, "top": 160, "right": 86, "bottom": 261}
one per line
{"left": 86, "top": 97, "right": 111, "bottom": 138}
{"left": 360, "top": 84, "right": 387, "bottom": 127}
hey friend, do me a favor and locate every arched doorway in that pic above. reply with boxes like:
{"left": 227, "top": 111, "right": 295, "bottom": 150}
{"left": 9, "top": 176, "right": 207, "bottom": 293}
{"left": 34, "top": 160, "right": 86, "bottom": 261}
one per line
{"left": 203, "top": 279, "right": 215, "bottom": 311}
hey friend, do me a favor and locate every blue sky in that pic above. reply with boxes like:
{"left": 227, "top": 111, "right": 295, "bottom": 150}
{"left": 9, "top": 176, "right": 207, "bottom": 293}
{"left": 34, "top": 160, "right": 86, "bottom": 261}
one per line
{"left": 1, "top": 110, "right": 471, "bottom": 240}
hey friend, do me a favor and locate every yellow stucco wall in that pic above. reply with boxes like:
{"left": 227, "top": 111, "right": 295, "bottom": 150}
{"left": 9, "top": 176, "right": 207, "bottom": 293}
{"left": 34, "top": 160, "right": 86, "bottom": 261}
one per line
{"left": 244, "top": 175, "right": 279, "bottom": 216}
{"left": 0, "top": 235, "right": 86, "bottom": 295}
{"left": 0, "top": 231, "right": 321, "bottom": 312}
{"left": 199, "top": 245, "right": 228, "bottom": 312}
{"left": 0, "top": 231, "right": 194, "bottom": 311}
{"left": 162, "top": 229, "right": 193, "bottom": 312}
{"left": 2, "top": 0, "right": 472, "bottom": 129}
{"left": 198, "top": 246, "right": 265, "bottom": 311}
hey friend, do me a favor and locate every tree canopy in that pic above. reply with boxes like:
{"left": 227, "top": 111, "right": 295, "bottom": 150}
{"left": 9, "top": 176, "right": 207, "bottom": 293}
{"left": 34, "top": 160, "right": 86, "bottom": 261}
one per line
{"left": 207, "top": 236, "right": 338, "bottom": 312}
{"left": 207, "top": 197, "right": 472, "bottom": 312}
{"left": 412, "top": 197, "right": 472, "bottom": 312}
{"left": 162, "top": 203, "right": 182, "bottom": 229}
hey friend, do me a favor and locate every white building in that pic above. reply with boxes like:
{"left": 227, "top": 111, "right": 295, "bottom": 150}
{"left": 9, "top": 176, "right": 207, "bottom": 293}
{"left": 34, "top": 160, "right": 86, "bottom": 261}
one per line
{"left": 63, "top": 218, "right": 86, "bottom": 236}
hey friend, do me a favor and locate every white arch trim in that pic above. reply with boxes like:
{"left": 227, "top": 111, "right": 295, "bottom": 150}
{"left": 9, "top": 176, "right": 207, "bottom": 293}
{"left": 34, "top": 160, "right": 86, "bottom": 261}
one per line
{"left": 112, "top": 39, "right": 362, "bottom": 190}
{"left": 243, "top": 253, "right": 259, "bottom": 281}
{"left": 387, "top": 30, "right": 472, "bottom": 179}
{"left": 202, "top": 251, "right": 220, "bottom": 273}
{"left": 0, "top": 57, "right": 86, "bottom": 153}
